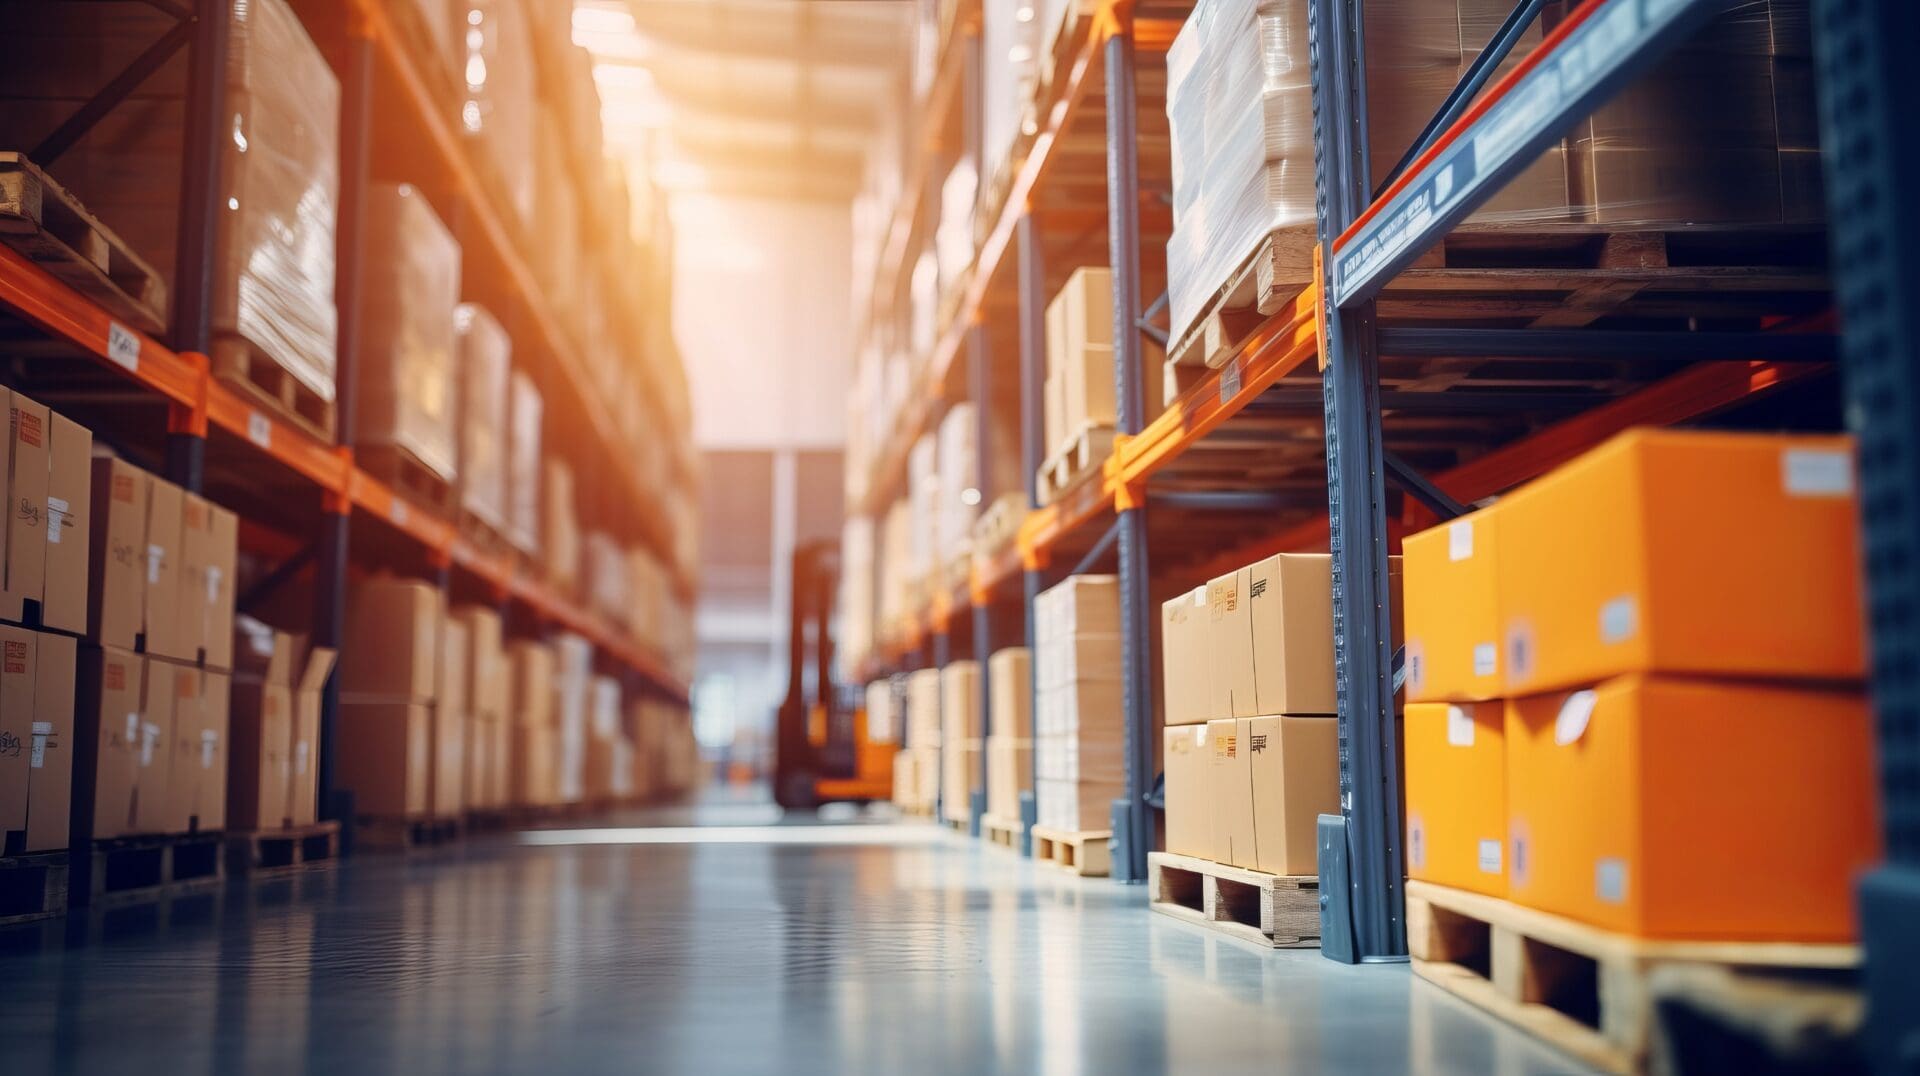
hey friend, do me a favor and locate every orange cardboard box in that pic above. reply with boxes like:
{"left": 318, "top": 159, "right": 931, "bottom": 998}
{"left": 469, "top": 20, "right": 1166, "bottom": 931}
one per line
{"left": 0, "top": 625, "right": 37, "bottom": 842}
{"left": 1496, "top": 430, "right": 1864, "bottom": 696}
{"left": 1405, "top": 701, "right": 1506, "bottom": 896}
{"left": 164, "top": 665, "right": 229, "bottom": 833}
{"left": 1208, "top": 718, "right": 1251, "bottom": 865}
{"left": 1405, "top": 508, "right": 1502, "bottom": 703}
{"left": 23, "top": 632, "right": 76, "bottom": 852}
{"left": 1505, "top": 676, "right": 1878, "bottom": 941}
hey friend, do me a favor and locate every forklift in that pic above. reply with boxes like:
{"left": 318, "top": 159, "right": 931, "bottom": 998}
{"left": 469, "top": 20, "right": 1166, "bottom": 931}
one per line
{"left": 772, "top": 540, "right": 893, "bottom": 808}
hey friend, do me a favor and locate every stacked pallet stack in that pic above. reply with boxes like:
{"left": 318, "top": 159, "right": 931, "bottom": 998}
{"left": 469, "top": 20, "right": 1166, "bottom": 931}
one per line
{"left": 1399, "top": 430, "right": 1873, "bottom": 1065}
{"left": 984, "top": 648, "right": 1033, "bottom": 829}
{"left": 939, "top": 661, "right": 983, "bottom": 826}
{"left": 1032, "top": 576, "right": 1123, "bottom": 839}
{"left": 894, "top": 669, "right": 942, "bottom": 816}
{"left": 335, "top": 579, "right": 447, "bottom": 825}
{"left": 508, "top": 640, "right": 558, "bottom": 808}
{"left": 451, "top": 607, "right": 510, "bottom": 813}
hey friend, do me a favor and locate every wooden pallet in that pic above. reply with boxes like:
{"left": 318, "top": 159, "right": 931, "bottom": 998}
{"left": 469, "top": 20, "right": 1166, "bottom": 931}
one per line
{"left": 357, "top": 815, "right": 462, "bottom": 851}
{"left": 1037, "top": 423, "right": 1118, "bottom": 506}
{"left": 224, "top": 820, "right": 340, "bottom": 877}
{"left": 979, "top": 813, "right": 1023, "bottom": 850}
{"left": 88, "top": 832, "right": 225, "bottom": 909}
{"left": 211, "top": 335, "right": 337, "bottom": 443}
{"left": 0, "top": 151, "right": 168, "bottom": 334}
{"left": 458, "top": 507, "right": 514, "bottom": 559}
{"left": 1407, "top": 880, "right": 1861, "bottom": 1075}
{"left": 1147, "top": 851, "right": 1319, "bottom": 949}
{"left": 0, "top": 851, "right": 69, "bottom": 928}
{"left": 357, "top": 443, "right": 457, "bottom": 517}
{"left": 1168, "top": 226, "right": 1318, "bottom": 369}
{"left": 1028, "top": 825, "right": 1110, "bottom": 877}
{"left": 970, "top": 492, "right": 1027, "bottom": 565}
{"left": 941, "top": 815, "right": 970, "bottom": 834}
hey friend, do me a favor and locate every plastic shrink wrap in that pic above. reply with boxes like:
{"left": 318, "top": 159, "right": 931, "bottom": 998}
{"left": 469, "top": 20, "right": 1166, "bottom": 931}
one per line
{"left": 359, "top": 184, "right": 460, "bottom": 483}
{"left": 454, "top": 304, "right": 510, "bottom": 532}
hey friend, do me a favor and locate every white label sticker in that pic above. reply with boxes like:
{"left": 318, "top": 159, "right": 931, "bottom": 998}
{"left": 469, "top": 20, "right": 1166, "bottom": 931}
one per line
{"left": 1783, "top": 448, "right": 1853, "bottom": 497}
{"left": 140, "top": 721, "right": 160, "bottom": 766}
{"left": 200, "top": 729, "right": 218, "bottom": 769}
{"left": 1446, "top": 705, "right": 1476, "bottom": 747}
{"left": 125, "top": 712, "right": 139, "bottom": 745}
{"left": 1408, "top": 816, "right": 1425, "bottom": 869}
{"left": 106, "top": 321, "right": 140, "bottom": 372}
{"left": 1555, "top": 689, "right": 1599, "bottom": 746}
{"left": 247, "top": 410, "right": 272, "bottom": 448}
{"left": 206, "top": 565, "right": 223, "bottom": 603}
{"left": 146, "top": 543, "right": 163, "bottom": 583}
{"left": 1193, "top": 726, "right": 1206, "bottom": 747}
{"left": 46, "top": 495, "right": 69, "bottom": 544}
{"left": 1596, "top": 858, "right": 1628, "bottom": 904}
{"left": 295, "top": 741, "right": 310, "bottom": 775}
{"left": 1472, "top": 642, "right": 1498, "bottom": 677}
{"left": 29, "top": 720, "right": 52, "bottom": 768}
{"left": 391, "top": 500, "right": 409, "bottom": 527}
{"left": 1192, "top": 586, "right": 1207, "bottom": 608}
{"left": 1448, "top": 520, "right": 1474, "bottom": 561}
{"left": 1478, "top": 838, "right": 1503, "bottom": 875}
{"left": 1600, "top": 595, "right": 1637, "bottom": 644}
{"left": 1406, "top": 641, "right": 1425, "bottom": 692}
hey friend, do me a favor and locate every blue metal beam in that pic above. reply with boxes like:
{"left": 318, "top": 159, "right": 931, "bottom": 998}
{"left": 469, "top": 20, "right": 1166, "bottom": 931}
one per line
{"left": 1375, "top": 328, "right": 1841, "bottom": 364}
{"left": 1332, "top": 0, "right": 1727, "bottom": 308}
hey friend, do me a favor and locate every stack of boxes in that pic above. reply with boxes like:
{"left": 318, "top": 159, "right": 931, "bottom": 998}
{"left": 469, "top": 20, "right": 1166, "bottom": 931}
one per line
{"left": 865, "top": 678, "right": 897, "bottom": 746}
{"left": 1043, "top": 269, "right": 1116, "bottom": 465}
{"left": 454, "top": 304, "right": 511, "bottom": 538}
{"left": 451, "top": 606, "right": 510, "bottom": 812}
{"left": 1033, "top": 576, "right": 1124, "bottom": 833}
{"left": 585, "top": 676, "right": 638, "bottom": 805}
{"left": 78, "top": 440, "right": 241, "bottom": 843}
{"left": 335, "top": 578, "right": 441, "bottom": 820}
{"left": 985, "top": 648, "right": 1032, "bottom": 823}
{"left": 896, "top": 668, "right": 943, "bottom": 814}
{"left": 1160, "top": 554, "right": 1383, "bottom": 876}
{"left": 554, "top": 634, "right": 593, "bottom": 805}
{"left": 508, "top": 640, "right": 557, "bottom": 807}
{"left": 939, "top": 661, "right": 982, "bottom": 825}
{"left": 1402, "top": 429, "right": 1877, "bottom": 940}
{"left": 227, "top": 617, "right": 334, "bottom": 832}
{"left": 357, "top": 183, "right": 461, "bottom": 487}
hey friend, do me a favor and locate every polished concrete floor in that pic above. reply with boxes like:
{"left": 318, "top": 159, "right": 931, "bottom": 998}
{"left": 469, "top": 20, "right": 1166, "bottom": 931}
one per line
{"left": 0, "top": 801, "right": 1594, "bottom": 1074}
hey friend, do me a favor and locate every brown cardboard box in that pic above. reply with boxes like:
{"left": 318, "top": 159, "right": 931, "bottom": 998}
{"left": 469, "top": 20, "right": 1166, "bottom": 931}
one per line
{"left": 1160, "top": 586, "right": 1210, "bottom": 726}
{"left": 42, "top": 411, "right": 91, "bottom": 634}
{"left": 289, "top": 644, "right": 336, "bottom": 826}
{"left": 178, "top": 495, "right": 238, "bottom": 669}
{"left": 88, "top": 458, "right": 147, "bottom": 650}
{"left": 1247, "top": 715, "right": 1340, "bottom": 876}
{"left": 511, "top": 721, "right": 555, "bottom": 806}
{"left": 142, "top": 476, "right": 187, "bottom": 661}
{"left": 165, "top": 665, "right": 229, "bottom": 832}
{"left": 1208, "top": 718, "right": 1253, "bottom": 866}
{"left": 0, "top": 392, "right": 50, "bottom": 624}
{"left": 0, "top": 624, "right": 35, "bottom": 841}
{"left": 987, "top": 647, "right": 1032, "bottom": 739}
{"left": 1036, "top": 634, "right": 1122, "bottom": 691}
{"left": 433, "top": 616, "right": 469, "bottom": 817}
{"left": 905, "top": 668, "right": 942, "bottom": 747}
{"left": 340, "top": 577, "right": 440, "bottom": 701}
{"left": 1039, "top": 574, "right": 1120, "bottom": 637}
{"left": 228, "top": 669, "right": 293, "bottom": 831}
{"left": 1044, "top": 268, "right": 1117, "bottom": 439}
{"left": 1247, "top": 554, "right": 1336, "bottom": 716}
{"left": 453, "top": 605, "right": 507, "bottom": 723}
{"left": 75, "top": 645, "right": 143, "bottom": 840}
{"left": 942, "top": 739, "right": 982, "bottom": 823}
{"left": 1162, "top": 722, "right": 1211, "bottom": 859}
{"left": 940, "top": 661, "right": 981, "bottom": 742}
{"left": 21, "top": 631, "right": 74, "bottom": 851}
{"left": 337, "top": 701, "right": 430, "bottom": 817}
{"left": 1208, "top": 568, "right": 1256, "bottom": 720}
{"left": 509, "top": 641, "right": 555, "bottom": 726}
{"left": 985, "top": 735, "right": 1031, "bottom": 819}
{"left": 131, "top": 655, "right": 179, "bottom": 833}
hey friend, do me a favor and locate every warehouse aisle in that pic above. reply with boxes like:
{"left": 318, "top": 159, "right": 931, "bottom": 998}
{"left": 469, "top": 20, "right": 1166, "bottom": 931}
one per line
{"left": 0, "top": 807, "right": 1588, "bottom": 1075}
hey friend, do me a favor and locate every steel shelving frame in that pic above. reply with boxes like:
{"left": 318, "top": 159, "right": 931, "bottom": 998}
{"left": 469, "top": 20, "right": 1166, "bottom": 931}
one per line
{"left": 0, "top": 0, "right": 693, "bottom": 829}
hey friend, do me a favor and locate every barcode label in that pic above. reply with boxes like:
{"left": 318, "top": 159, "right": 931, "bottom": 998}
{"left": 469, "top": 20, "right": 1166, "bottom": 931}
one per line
{"left": 106, "top": 322, "right": 140, "bottom": 372}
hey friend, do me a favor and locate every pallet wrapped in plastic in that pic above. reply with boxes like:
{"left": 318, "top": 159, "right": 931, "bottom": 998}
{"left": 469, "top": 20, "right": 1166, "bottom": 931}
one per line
{"left": 455, "top": 304, "right": 510, "bottom": 533}
{"left": 980, "top": 0, "right": 1044, "bottom": 211}
{"left": 543, "top": 456, "right": 581, "bottom": 596}
{"left": 358, "top": 184, "right": 459, "bottom": 483}
{"left": 507, "top": 372, "right": 542, "bottom": 555}
{"left": 456, "top": 0, "right": 536, "bottom": 229}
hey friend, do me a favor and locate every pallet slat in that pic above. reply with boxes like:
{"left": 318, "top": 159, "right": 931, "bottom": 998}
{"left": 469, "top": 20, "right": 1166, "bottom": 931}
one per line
{"left": 224, "top": 820, "right": 341, "bottom": 876}
{"left": 1036, "top": 424, "right": 1117, "bottom": 507}
{"left": 1406, "top": 880, "right": 1860, "bottom": 1075}
{"left": 1147, "top": 851, "right": 1319, "bottom": 949}
{"left": 211, "top": 336, "right": 338, "bottom": 444}
{"left": 88, "top": 833, "right": 226, "bottom": 909}
{"left": 979, "top": 813, "right": 1023, "bottom": 850}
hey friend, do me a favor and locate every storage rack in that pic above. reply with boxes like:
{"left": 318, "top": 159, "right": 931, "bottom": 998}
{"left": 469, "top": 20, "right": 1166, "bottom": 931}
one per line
{"left": 0, "top": 1, "right": 694, "bottom": 827}
{"left": 854, "top": 0, "right": 1909, "bottom": 986}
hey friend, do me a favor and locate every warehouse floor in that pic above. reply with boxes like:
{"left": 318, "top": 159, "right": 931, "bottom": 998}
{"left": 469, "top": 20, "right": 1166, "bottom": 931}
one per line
{"left": 1, "top": 798, "right": 1589, "bottom": 1074}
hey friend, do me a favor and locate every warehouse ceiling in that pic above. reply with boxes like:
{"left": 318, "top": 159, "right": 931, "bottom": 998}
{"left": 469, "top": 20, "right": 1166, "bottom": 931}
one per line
{"left": 576, "top": 0, "right": 913, "bottom": 201}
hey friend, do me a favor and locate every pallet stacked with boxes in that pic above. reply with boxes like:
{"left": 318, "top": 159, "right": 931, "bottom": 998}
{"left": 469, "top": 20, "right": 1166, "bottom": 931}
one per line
{"left": 939, "top": 661, "right": 982, "bottom": 828}
{"left": 893, "top": 669, "right": 942, "bottom": 816}
{"left": 983, "top": 648, "right": 1032, "bottom": 838}
{"left": 1030, "top": 576, "right": 1123, "bottom": 873}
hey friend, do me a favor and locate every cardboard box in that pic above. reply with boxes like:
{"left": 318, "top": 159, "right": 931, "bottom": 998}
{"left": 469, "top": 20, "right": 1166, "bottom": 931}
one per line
{"left": 131, "top": 654, "right": 179, "bottom": 833}
{"left": 1245, "top": 715, "right": 1339, "bottom": 876}
{"left": 0, "top": 624, "right": 37, "bottom": 842}
{"left": 1045, "top": 268, "right": 1117, "bottom": 439}
{"left": 340, "top": 577, "right": 440, "bottom": 701}
{"left": 87, "top": 457, "right": 148, "bottom": 650}
{"left": 1037, "top": 574, "right": 1120, "bottom": 637}
{"left": 511, "top": 721, "right": 555, "bottom": 806}
{"left": 1497, "top": 430, "right": 1864, "bottom": 695}
{"left": 337, "top": 701, "right": 431, "bottom": 817}
{"left": 1405, "top": 701, "right": 1506, "bottom": 896}
{"left": 0, "top": 627, "right": 75, "bottom": 852}
{"left": 1036, "top": 634, "right": 1122, "bottom": 692}
{"left": 1207, "top": 719, "right": 1252, "bottom": 865}
{"left": 942, "top": 738, "right": 981, "bottom": 823}
{"left": 1160, "top": 586, "right": 1209, "bottom": 726}
{"left": 228, "top": 627, "right": 294, "bottom": 831}
{"left": 0, "top": 392, "right": 50, "bottom": 624}
{"left": 1405, "top": 508, "right": 1502, "bottom": 702}
{"left": 508, "top": 641, "right": 555, "bottom": 726}
{"left": 142, "top": 475, "right": 187, "bottom": 660}
{"left": 75, "top": 645, "right": 143, "bottom": 841}
{"left": 905, "top": 667, "right": 942, "bottom": 748}
{"left": 1246, "top": 554, "right": 1338, "bottom": 716}
{"left": 453, "top": 605, "right": 508, "bottom": 723}
{"left": 1161, "top": 723, "right": 1211, "bottom": 858}
{"left": 940, "top": 661, "right": 982, "bottom": 742}
{"left": 41, "top": 410, "right": 92, "bottom": 634}
{"left": 987, "top": 648, "right": 1032, "bottom": 739}
{"left": 1506, "top": 676, "right": 1877, "bottom": 940}
{"left": 1034, "top": 777, "right": 1122, "bottom": 832}
{"left": 165, "top": 664, "right": 229, "bottom": 833}
{"left": 178, "top": 494, "right": 238, "bottom": 669}
{"left": 985, "top": 735, "right": 1031, "bottom": 819}
{"left": 1208, "top": 568, "right": 1256, "bottom": 719}
{"left": 432, "top": 616, "right": 469, "bottom": 817}
{"left": 289, "top": 643, "right": 335, "bottom": 826}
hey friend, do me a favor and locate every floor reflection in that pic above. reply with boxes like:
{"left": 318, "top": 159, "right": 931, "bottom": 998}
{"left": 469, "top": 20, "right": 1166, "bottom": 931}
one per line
{"left": 0, "top": 808, "right": 1594, "bottom": 1074}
